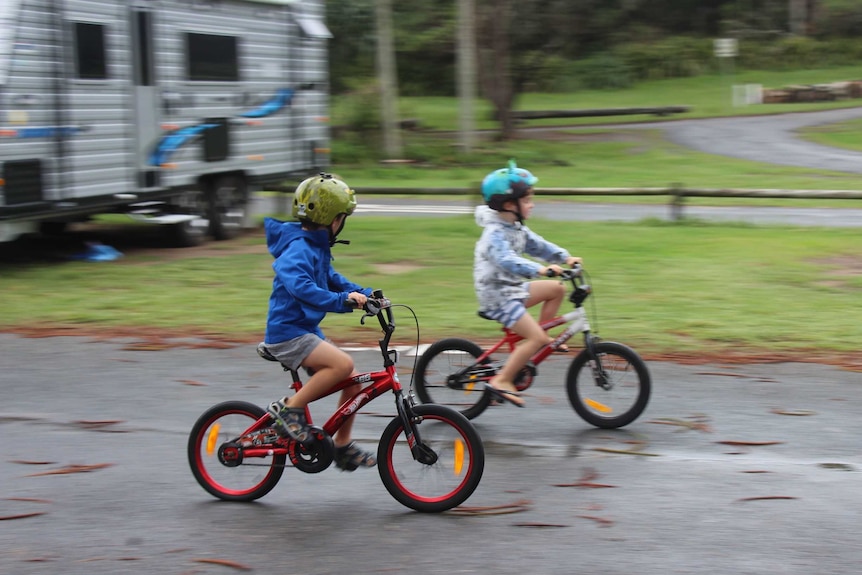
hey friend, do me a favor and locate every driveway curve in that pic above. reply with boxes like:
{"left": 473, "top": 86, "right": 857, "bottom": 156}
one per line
{"left": 657, "top": 106, "right": 862, "bottom": 174}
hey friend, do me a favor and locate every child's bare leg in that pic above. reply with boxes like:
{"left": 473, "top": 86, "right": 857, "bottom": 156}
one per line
{"left": 286, "top": 341, "right": 353, "bottom": 408}
{"left": 488, "top": 314, "right": 550, "bottom": 406}
{"left": 526, "top": 279, "right": 566, "bottom": 323}
{"left": 284, "top": 344, "right": 362, "bottom": 448}
{"left": 333, "top": 384, "right": 360, "bottom": 447}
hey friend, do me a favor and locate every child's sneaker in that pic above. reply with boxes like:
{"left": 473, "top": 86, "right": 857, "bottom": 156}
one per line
{"left": 334, "top": 442, "right": 377, "bottom": 471}
{"left": 267, "top": 400, "right": 312, "bottom": 445}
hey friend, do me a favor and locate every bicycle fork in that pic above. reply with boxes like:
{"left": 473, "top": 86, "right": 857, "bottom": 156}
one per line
{"left": 584, "top": 332, "right": 612, "bottom": 390}
{"left": 394, "top": 391, "right": 438, "bottom": 465}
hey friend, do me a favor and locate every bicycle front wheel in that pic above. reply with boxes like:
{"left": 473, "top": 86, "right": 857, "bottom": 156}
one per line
{"left": 414, "top": 338, "right": 492, "bottom": 420}
{"left": 566, "top": 341, "right": 651, "bottom": 429}
{"left": 188, "top": 401, "right": 286, "bottom": 502}
{"left": 378, "top": 404, "right": 485, "bottom": 513}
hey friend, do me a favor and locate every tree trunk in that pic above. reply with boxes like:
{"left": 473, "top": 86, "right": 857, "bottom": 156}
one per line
{"left": 789, "top": 0, "right": 807, "bottom": 35}
{"left": 477, "top": 0, "right": 514, "bottom": 140}
{"left": 456, "top": 0, "right": 477, "bottom": 152}
{"left": 375, "top": 0, "right": 403, "bottom": 158}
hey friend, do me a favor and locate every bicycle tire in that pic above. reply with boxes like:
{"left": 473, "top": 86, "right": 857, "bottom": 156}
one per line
{"left": 414, "top": 337, "right": 492, "bottom": 420}
{"left": 377, "top": 404, "right": 485, "bottom": 513}
{"left": 188, "top": 400, "right": 286, "bottom": 501}
{"left": 566, "top": 341, "right": 651, "bottom": 429}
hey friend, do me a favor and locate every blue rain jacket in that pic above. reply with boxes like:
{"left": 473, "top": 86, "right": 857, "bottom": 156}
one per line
{"left": 264, "top": 218, "right": 371, "bottom": 344}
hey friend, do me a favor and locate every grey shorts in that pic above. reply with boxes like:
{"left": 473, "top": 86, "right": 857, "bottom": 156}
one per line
{"left": 480, "top": 299, "right": 527, "bottom": 329}
{"left": 264, "top": 333, "right": 323, "bottom": 371}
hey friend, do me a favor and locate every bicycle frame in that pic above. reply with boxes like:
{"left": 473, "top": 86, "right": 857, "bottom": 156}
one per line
{"left": 478, "top": 306, "right": 591, "bottom": 367}
{"left": 237, "top": 294, "right": 417, "bottom": 460}
{"left": 463, "top": 267, "right": 607, "bottom": 390}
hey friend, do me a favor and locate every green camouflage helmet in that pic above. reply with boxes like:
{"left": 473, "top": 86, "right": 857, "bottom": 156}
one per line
{"left": 292, "top": 173, "right": 357, "bottom": 225}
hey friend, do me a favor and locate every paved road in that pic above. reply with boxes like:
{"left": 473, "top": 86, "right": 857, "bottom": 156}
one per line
{"left": 252, "top": 195, "right": 862, "bottom": 227}
{"left": 658, "top": 106, "right": 862, "bottom": 173}
{"left": 2, "top": 333, "right": 862, "bottom": 574}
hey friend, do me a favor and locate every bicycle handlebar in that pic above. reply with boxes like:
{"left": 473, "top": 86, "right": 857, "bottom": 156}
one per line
{"left": 344, "top": 295, "right": 392, "bottom": 314}
{"left": 544, "top": 263, "right": 583, "bottom": 280}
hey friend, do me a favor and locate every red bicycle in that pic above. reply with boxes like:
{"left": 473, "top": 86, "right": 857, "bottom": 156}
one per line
{"left": 188, "top": 291, "right": 485, "bottom": 513}
{"left": 414, "top": 266, "right": 651, "bottom": 428}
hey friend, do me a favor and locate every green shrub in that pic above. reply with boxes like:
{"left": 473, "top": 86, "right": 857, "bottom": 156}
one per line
{"left": 570, "top": 53, "right": 634, "bottom": 90}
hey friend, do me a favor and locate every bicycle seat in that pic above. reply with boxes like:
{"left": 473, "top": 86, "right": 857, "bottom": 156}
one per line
{"left": 256, "top": 342, "right": 279, "bottom": 362}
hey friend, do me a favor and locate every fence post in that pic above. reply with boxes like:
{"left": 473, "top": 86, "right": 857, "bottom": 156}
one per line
{"left": 670, "top": 183, "right": 685, "bottom": 221}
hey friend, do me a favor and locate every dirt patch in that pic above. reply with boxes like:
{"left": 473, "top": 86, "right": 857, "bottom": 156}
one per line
{"left": 4, "top": 323, "right": 862, "bottom": 371}
{"left": 375, "top": 262, "right": 423, "bottom": 274}
{"left": 0, "top": 224, "right": 268, "bottom": 265}
{"left": 811, "top": 255, "right": 862, "bottom": 276}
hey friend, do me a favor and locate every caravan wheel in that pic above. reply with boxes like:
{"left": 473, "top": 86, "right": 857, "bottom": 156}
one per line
{"left": 208, "top": 175, "right": 248, "bottom": 241}
{"left": 169, "top": 188, "right": 209, "bottom": 248}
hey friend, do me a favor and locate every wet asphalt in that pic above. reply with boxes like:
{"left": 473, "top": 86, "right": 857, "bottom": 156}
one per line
{"left": 1, "top": 334, "right": 861, "bottom": 575}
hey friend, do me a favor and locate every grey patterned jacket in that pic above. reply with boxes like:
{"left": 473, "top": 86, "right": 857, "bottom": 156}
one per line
{"left": 473, "top": 206, "right": 571, "bottom": 313}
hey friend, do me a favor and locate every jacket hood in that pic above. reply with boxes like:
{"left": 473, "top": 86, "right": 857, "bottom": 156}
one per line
{"left": 264, "top": 217, "right": 329, "bottom": 259}
{"left": 475, "top": 205, "right": 499, "bottom": 227}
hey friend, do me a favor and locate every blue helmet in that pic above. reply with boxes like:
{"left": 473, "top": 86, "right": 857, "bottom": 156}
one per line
{"left": 481, "top": 160, "right": 538, "bottom": 211}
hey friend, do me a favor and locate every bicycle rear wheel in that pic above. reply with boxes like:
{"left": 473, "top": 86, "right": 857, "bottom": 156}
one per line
{"left": 414, "top": 338, "right": 492, "bottom": 420}
{"left": 566, "top": 341, "right": 651, "bottom": 429}
{"left": 378, "top": 404, "right": 485, "bottom": 513}
{"left": 188, "top": 401, "right": 285, "bottom": 501}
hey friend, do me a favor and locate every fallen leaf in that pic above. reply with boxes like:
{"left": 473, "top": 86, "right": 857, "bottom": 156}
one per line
{"left": 717, "top": 441, "right": 783, "bottom": 447}
{"left": 512, "top": 522, "right": 569, "bottom": 528}
{"left": 448, "top": 499, "right": 532, "bottom": 516}
{"left": 9, "top": 460, "right": 55, "bottom": 465}
{"left": 736, "top": 495, "right": 798, "bottom": 502}
{"left": 592, "top": 447, "right": 660, "bottom": 456}
{"left": 193, "top": 558, "right": 253, "bottom": 571}
{"left": 647, "top": 417, "right": 713, "bottom": 433}
{"left": 26, "top": 463, "right": 113, "bottom": 477}
{"left": 695, "top": 371, "right": 748, "bottom": 378}
{"left": 576, "top": 514, "right": 614, "bottom": 527}
{"left": 178, "top": 379, "right": 207, "bottom": 387}
{"left": 0, "top": 512, "right": 47, "bottom": 521}
{"left": 554, "top": 467, "right": 618, "bottom": 488}
{"left": 770, "top": 408, "right": 817, "bottom": 416}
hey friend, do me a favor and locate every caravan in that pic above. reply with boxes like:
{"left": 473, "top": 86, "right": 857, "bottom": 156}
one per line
{"left": 0, "top": 0, "right": 331, "bottom": 245}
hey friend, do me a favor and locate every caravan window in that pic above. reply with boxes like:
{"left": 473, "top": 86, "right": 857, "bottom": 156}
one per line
{"left": 186, "top": 33, "right": 239, "bottom": 82}
{"left": 74, "top": 22, "right": 108, "bottom": 80}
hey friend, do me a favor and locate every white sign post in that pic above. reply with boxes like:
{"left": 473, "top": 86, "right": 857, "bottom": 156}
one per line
{"left": 714, "top": 38, "right": 738, "bottom": 108}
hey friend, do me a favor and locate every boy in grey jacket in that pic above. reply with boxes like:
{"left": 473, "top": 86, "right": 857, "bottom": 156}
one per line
{"left": 474, "top": 161, "right": 581, "bottom": 406}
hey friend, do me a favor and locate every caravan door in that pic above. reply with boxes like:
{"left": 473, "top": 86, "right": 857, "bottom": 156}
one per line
{"left": 60, "top": 4, "right": 137, "bottom": 200}
{"left": 129, "top": 6, "right": 160, "bottom": 190}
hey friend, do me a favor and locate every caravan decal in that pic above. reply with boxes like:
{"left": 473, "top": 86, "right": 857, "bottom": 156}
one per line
{"left": 147, "top": 87, "right": 295, "bottom": 166}
{"left": 148, "top": 123, "right": 219, "bottom": 166}
{"left": 0, "top": 125, "right": 87, "bottom": 138}
{"left": 238, "top": 88, "right": 295, "bottom": 118}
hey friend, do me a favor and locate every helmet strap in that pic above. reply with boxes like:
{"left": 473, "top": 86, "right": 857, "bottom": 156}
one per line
{"left": 328, "top": 215, "right": 349, "bottom": 246}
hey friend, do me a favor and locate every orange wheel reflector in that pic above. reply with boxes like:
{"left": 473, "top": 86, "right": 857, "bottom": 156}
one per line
{"left": 584, "top": 397, "right": 612, "bottom": 413}
{"left": 453, "top": 439, "right": 465, "bottom": 476}
{"left": 463, "top": 382, "right": 476, "bottom": 395}
{"left": 206, "top": 423, "right": 221, "bottom": 455}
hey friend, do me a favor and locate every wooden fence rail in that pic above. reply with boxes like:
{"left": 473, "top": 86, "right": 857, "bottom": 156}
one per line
{"left": 269, "top": 185, "right": 862, "bottom": 220}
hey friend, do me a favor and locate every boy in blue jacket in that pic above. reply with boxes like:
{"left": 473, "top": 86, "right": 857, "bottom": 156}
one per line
{"left": 263, "top": 173, "right": 375, "bottom": 471}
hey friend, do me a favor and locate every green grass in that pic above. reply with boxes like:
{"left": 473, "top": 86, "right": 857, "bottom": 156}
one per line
{"left": 5, "top": 68, "right": 862, "bottom": 359}
{"left": 329, "top": 129, "right": 862, "bottom": 208}
{"left": 801, "top": 117, "right": 862, "bottom": 152}
{"left": 334, "top": 66, "right": 862, "bottom": 132}
{"left": 2, "top": 217, "right": 861, "bottom": 358}
{"left": 330, "top": 66, "right": 862, "bottom": 201}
